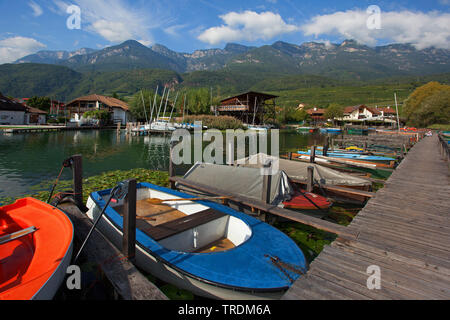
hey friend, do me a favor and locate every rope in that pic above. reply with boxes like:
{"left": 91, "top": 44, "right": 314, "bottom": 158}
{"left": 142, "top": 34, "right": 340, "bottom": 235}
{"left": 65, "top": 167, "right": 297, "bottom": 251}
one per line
{"left": 265, "top": 254, "right": 307, "bottom": 284}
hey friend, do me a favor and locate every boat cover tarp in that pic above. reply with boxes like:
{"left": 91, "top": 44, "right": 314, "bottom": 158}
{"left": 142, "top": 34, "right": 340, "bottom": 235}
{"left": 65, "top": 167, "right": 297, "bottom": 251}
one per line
{"left": 177, "top": 162, "right": 294, "bottom": 206}
{"left": 235, "top": 153, "right": 371, "bottom": 187}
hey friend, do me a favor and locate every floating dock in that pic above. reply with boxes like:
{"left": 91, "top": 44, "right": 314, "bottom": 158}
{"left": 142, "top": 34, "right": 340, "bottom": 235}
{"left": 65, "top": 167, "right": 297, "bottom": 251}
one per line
{"left": 282, "top": 134, "right": 450, "bottom": 299}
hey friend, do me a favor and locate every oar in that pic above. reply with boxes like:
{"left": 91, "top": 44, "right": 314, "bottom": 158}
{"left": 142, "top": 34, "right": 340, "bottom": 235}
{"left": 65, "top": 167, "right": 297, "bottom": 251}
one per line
{"left": 146, "top": 196, "right": 230, "bottom": 205}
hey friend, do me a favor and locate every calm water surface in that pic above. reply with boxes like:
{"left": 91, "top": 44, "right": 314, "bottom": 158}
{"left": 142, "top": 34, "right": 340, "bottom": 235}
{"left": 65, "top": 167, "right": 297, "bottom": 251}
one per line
{"left": 0, "top": 130, "right": 327, "bottom": 199}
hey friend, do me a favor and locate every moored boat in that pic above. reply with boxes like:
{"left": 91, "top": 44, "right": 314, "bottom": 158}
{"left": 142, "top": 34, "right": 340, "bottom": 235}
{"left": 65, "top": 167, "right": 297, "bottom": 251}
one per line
{"left": 86, "top": 182, "right": 307, "bottom": 300}
{"left": 0, "top": 198, "right": 74, "bottom": 300}
{"left": 297, "top": 150, "right": 396, "bottom": 163}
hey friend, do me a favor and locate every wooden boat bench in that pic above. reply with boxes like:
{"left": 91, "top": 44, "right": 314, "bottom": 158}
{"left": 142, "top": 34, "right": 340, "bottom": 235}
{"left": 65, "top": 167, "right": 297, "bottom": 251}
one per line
{"left": 114, "top": 208, "right": 227, "bottom": 242}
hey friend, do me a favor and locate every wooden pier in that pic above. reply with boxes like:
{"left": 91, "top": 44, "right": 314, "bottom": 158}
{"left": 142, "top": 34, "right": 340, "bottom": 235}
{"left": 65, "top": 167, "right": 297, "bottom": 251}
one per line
{"left": 283, "top": 134, "right": 450, "bottom": 300}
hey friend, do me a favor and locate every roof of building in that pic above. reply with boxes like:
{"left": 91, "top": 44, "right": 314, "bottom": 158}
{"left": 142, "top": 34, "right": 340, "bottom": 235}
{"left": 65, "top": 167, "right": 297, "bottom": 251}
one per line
{"left": 378, "top": 107, "right": 397, "bottom": 114}
{"left": 220, "top": 91, "right": 279, "bottom": 104}
{"left": 26, "top": 106, "right": 48, "bottom": 114}
{"left": 306, "top": 108, "right": 326, "bottom": 115}
{"left": 0, "top": 94, "right": 27, "bottom": 112}
{"left": 67, "top": 94, "right": 129, "bottom": 111}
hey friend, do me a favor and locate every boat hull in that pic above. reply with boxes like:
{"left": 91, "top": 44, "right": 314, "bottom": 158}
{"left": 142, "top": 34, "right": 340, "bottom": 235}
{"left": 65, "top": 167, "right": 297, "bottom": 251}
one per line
{"left": 86, "top": 183, "right": 306, "bottom": 300}
{"left": 86, "top": 198, "right": 284, "bottom": 300}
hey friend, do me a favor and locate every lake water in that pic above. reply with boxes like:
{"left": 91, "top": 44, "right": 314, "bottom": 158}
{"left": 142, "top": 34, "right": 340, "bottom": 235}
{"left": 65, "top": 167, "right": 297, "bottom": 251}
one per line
{"left": 0, "top": 129, "right": 327, "bottom": 199}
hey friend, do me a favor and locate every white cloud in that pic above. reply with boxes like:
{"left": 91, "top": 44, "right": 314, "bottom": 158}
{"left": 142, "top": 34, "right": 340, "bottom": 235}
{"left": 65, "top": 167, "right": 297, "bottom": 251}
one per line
{"left": 302, "top": 9, "right": 450, "bottom": 50}
{"left": 51, "top": 0, "right": 166, "bottom": 44}
{"left": 0, "top": 36, "right": 46, "bottom": 64}
{"left": 164, "top": 24, "right": 188, "bottom": 37}
{"left": 198, "top": 11, "right": 299, "bottom": 45}
{"left": 29, "top": 1, "right": 43, "bottom": 17}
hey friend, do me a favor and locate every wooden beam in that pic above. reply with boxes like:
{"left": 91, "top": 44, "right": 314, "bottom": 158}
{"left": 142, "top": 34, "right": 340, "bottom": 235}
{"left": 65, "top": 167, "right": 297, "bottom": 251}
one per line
{"left": 123, "top": 179, "right": 137, "bottom": 261}
{"left": 170, "top": 177, "right": 358, "bottom": 240}
{"left": 71, "top": 154, "right": 84, "bottom": 209}
{"left": 59, "top": 203, "right": 167, "bottom": 300}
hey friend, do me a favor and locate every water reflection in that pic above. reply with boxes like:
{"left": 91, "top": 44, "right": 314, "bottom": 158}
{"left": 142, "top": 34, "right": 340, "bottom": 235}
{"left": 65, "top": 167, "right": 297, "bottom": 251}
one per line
{"left": 0, "top": 130, "right": 327, "bottom": 199}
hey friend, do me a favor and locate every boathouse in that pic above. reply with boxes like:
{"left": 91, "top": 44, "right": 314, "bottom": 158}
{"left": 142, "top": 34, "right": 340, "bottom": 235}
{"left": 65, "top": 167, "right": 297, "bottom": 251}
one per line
{"left": 66, "top": 94, "right": 131, "bottom": 124}
{"left": 214, "top": 91, "right": 278, "bottom": 125}
{"left": 25, "top": 106, "right": 47, "bottom": 124}
{"left": 0, "top": 93, "right": 27, "bottom": 125}
{"left": 306, "top": 107, "right": 326, "bottom": 124}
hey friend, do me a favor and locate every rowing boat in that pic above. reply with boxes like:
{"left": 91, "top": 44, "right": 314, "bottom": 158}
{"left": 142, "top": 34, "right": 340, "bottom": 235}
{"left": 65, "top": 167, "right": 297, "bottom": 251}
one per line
{"left": 297, "top": 150, "right": 396, "bottom": 162}
{"left": 86, "top": 183, "right": 307, "bottom": 300}
{"left": 0, "top": 198, "right": 74, "bottom": 300}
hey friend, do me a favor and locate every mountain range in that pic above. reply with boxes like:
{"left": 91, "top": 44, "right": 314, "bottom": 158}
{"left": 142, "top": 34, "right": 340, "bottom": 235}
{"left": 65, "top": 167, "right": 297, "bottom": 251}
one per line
{"left": 1, "top": 39, "right": 449, "bottom": 107}
{"left": 12, "top": 39, "right": 450, "bottom": 81}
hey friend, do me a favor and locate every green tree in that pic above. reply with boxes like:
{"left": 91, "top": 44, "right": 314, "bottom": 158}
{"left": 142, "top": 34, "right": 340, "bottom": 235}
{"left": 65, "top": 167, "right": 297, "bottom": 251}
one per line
{"left": 324, "top": 103, "right": 344, "bottom": 125}
{"left": 27, "top": 96, "right": 51, "bottom": 112}
{"left": 129, "top": 90, "right": 163, "bottom": 121}
{"left": 186, "top": 88, "right": 212, "bottom": 115}
{"left": 403, "top": 82, "right": 450, "bottom": 125}
{"left": 408, "top": 88, "right": 450, "bottom": 127}
{"left": 84, "top": 110, "right": 110, "bottom": 122}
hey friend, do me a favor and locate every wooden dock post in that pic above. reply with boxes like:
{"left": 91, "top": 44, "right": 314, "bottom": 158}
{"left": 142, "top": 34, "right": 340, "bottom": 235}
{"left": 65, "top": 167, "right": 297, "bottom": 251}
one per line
{"left": 323, "top": 137, "right": 330, "bottom": 157}
{"left": 310, "top": 146, "right": 316, "bottom": 163}
{"left": 122, "top": 179, "right": 137, "bottom": 262}
{"left": 262, "top": 161, "right": 272, "bottom": 204}
{"left": 72, "top": 154, "right": 84, "bottom": 210}
{"left": 307, "top": 166, "right": 314, "bottom": 192}
{"left": 288, "top": 152, "right": 293, "bottom": 161}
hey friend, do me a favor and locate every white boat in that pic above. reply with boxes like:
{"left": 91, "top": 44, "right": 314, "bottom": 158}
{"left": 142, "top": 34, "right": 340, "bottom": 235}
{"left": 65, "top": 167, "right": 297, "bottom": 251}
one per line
{"left": 86, "top": 182, "right": 307, "bottom": 300}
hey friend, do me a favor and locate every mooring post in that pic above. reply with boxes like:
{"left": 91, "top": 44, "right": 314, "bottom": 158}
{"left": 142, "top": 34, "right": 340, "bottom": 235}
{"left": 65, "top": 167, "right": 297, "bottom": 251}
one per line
{"left": 288, "top": 152, "right": 293, "bottom": 161}
{"left": 72, "top": 154, "right": 83, "bottom": 209}
{"left": 262, "top": 161, "right": 272, "bottom": 205}
{"left": 323, "top": 137, "right": 329, "bottom": 157}
{"left": 123, "top": 179, "right": 137, "bottom": 262}
{"left": 307, "top": 166, "right": 314, "bottom": 193}
{"left": 310, "top": 146, "right": 316, "bottom": 163}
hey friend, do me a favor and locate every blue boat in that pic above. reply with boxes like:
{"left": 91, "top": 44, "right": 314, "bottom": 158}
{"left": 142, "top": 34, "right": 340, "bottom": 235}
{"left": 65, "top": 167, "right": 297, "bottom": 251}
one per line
{"left": 297, "top": 150, "right": 396, "bottom": 162}
{"left": 320, "top": 128, "right": 342, "bottom": 134}
{"left": 86, "top": 182, "right": 307, "bottom": 300}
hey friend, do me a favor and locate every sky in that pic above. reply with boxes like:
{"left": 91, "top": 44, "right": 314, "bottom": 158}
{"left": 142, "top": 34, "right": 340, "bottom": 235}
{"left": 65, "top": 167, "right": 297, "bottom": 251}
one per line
{"left": 0, "top": 0, "right": 449, "bottom": 64}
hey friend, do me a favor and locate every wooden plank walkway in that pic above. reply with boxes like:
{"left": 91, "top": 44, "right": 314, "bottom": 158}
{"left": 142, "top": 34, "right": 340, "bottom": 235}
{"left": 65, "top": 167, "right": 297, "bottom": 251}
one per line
{"left": 283, "top": 135, "right": 450, "bottom": 300}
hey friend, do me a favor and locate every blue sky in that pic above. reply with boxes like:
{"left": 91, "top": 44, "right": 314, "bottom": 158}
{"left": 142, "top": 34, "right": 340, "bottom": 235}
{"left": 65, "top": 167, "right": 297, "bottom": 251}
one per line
{"left": 0, "top": 0, "right": 449, "bottom": 63}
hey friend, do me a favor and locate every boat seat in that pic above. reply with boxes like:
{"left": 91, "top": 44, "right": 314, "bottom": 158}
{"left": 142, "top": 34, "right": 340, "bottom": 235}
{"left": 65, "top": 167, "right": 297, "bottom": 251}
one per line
{"left": 136, "top": 209, "right": 227, "bottom": 241}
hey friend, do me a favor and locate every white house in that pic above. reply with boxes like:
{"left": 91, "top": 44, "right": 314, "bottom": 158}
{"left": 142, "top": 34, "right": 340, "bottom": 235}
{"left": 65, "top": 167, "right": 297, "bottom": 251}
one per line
{"left": 0, "top": 94, "right": 27, "bottom": 125}
{"left": 65, "top": 94, "right": 131, "bottom": 124}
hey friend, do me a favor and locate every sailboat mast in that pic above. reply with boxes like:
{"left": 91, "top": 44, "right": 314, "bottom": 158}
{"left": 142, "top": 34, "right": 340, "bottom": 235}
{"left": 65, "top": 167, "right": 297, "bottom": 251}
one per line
{"left": 394, "top": 93, "right": 400, "bottom": 133}
{"left": 157, "top": 86, "right": 166, "bottom": 121}
{"left": 140, "top": 90, "right": 148, "bottom": 123}
{"left": 162, "top": 89, "right": 170, "bottom": 118}
{"left": 182, "top": 93, "right": 186, "bottom": 122}
{"left": 150, "top": 85, "right": 158, "bottom": 123}
{"left": 169, "top": 92, "right": 179, "bottom": 122}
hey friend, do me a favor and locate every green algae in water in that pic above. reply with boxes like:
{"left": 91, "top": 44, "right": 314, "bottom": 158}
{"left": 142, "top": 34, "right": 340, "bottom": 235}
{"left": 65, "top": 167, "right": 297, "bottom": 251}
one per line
{"left": 160, "top": 284, "right": 194, "bottom": 301}
{"left": 0, "top": 168, "right": 170, "bottom": 205}
{"left": 274, "top": 221, "right": 337, "bottom": 263}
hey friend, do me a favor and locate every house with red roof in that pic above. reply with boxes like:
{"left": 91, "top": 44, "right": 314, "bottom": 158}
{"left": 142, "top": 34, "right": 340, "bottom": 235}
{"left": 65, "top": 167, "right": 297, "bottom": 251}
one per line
{"left": 65, "top": 94, "right": 131, "bottom": 124}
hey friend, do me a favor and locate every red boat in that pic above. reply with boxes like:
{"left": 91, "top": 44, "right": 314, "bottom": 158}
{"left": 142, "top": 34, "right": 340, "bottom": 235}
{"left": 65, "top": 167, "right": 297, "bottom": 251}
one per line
{"left": 0, "top": 198, "right": 73, "bottom": 300}
{"left": 283, "top": 190, "right": 332, "bottom": 210}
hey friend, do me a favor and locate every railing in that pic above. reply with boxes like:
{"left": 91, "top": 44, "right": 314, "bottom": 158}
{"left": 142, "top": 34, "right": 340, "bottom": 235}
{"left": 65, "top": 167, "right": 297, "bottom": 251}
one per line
{"left": 438, "top": 132, "right": 450, "bottom": 162}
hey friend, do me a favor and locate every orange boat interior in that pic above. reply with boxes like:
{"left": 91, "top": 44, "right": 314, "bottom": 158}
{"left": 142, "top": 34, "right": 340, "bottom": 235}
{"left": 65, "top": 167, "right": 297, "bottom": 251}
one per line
{"left": 0, "top": 198, "right": 73, "bottom": 300}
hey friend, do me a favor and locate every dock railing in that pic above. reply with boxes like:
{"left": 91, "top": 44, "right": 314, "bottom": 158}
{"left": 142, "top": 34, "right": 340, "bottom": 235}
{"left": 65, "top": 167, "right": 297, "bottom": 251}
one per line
{"left": 438, "top": 132, "right": 450, "bottom": 163}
